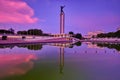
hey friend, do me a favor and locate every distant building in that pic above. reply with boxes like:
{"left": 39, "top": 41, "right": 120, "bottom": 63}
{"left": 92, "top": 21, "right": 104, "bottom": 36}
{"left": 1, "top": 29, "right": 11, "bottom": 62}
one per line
{"left": 84, "top": 31, "right": 104, "bottom": 38}
{"left": 117, "top": 27, "right": 120, "bottom": 31}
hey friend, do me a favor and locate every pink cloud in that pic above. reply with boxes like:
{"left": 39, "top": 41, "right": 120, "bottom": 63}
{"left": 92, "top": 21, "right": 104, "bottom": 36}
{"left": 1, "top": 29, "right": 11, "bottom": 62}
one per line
{"left": 0, "top": 0, "right": 38, "bottom": 24}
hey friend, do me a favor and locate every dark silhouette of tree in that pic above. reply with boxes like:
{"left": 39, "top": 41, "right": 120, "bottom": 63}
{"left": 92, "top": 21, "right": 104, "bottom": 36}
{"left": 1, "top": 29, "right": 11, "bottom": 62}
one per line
{"left": 17, "top": 44, "right": 43, "bottom": 50}
{"left": 69, "top": 31, "right": 74, "bottom": 37}
{"left": 27, "top": 44, "right": 42, "bottom": 50}
{"left": 107, "top": 32, "right": 115, "bottom": 38}
{"left": 97, "top": 30, "right": 120, "bottom": 38}
{"left": 69, "top": 31, "right": 74, "bottom": 35}
{"left": 75, "top": 42, "right": 81, "bottom": 46}
{"left": 28, "top": 29, "right": 43, "bottom": 35}
{"left": 0, "top": 29, "right": 14, "bottom": 34}
{"left": 0, "top": 45, "right": 14, "bottom": 49}
{"left": 97, "top": 43, "right": 120, "bottom": 51}
{"left": 75, "top": 33, "right": 82, "bottom": 39}
{"left": 0, "top": 29, "right": 5, "bottom": 34}
{"left": 115, "top": 30, "right": 120, "bottom": 38}
{"left": 17, "top": 29, "right": 43, "bottom": 36}
{"left": 97, "top": 33, "right": 107, "bottom": 38}
{"left": 68, "top": 31, "right": 82, "bottom": 39}
{"left": 17, "top": 31, "right": 27, "bottom": 35}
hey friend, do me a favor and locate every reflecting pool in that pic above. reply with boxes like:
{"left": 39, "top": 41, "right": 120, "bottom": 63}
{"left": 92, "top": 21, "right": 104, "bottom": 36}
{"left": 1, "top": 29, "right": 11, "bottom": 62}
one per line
{"left": 0, "top": 42, "right": 120, "bottom": 80}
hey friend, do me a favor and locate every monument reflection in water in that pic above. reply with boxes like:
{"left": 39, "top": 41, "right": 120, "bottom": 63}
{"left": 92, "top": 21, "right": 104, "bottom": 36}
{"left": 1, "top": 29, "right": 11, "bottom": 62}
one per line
{"left": 59, "top": 47, "right": 64, "bottom": 74}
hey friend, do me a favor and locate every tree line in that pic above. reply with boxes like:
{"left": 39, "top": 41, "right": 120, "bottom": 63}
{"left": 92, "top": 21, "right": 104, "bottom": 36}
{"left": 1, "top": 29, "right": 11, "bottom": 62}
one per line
{"left": 0, "top": 28, "right": 14, "bottom": 34}
{"left": 17, "top": 29, "right": 51, "bottom": 36}
{"left": 0, "top": 28, "right": 83, "bottom": 38}
{"left": 0, "top": 28, "right": 50, "bottom": 36}
{"left": 69, "top": 31, "right": 82, "bottom": 39}
{"left": 17, "top": 29, "right": 43, "bottom": 36}
{"left": 97, "top": 43, "right": 120, "bottom": 51}
{"left": 97, "top": 30, "right": 120, "bottom": 38}
{"left": 0, "top": 44, "right": 43, "bottom": 50}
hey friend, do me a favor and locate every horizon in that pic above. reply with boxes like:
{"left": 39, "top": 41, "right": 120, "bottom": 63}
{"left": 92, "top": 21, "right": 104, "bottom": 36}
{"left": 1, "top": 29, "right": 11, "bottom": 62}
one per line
{"left": 0, "top": 0, "right": 120, "bottom": 35}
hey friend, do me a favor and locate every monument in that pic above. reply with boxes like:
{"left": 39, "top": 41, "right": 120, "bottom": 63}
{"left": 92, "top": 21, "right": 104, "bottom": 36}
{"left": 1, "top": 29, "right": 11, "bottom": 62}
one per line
{"left": 60, "top": 6, "right": 65, "bottom": 34}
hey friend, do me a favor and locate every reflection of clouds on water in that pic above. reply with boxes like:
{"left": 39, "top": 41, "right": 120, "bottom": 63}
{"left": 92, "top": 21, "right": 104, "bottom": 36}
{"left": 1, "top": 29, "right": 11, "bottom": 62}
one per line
{"left": 0, "top": 53, "right": 37, "bottom": 78}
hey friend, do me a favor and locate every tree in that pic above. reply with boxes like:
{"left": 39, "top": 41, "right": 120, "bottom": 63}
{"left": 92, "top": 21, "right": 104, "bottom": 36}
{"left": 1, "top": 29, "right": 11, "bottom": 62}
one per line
{"left": 107, "top": 32, "right": 115, "bottom": 38}
{"left": 0, "top": 29, "right": 14, "bottom": 34}
{"left": 97, "top": 30, "right": 120, "bottom": 38}
{"left": 17, "top": 29, "right": 43, "bottom": 36}
{"left": 27, "top": 44, "right": 43, "bottom": 50}
{"left": 115, "top": 30, "right": 120, "bottom": 38}
{"left": 8, "top": 28, "right": 14, "bottom": 34}
{"left": 69, "top": 31, "right": 74, "bottom": 35}
{"left": 69, "top": 31, "right": 74, "bottom": 37}
{"left": 0, "top": 29, "right": 5, "bottom": 34}
{"left": 75, "top": 33, "right": 82, "bottom": 39}
{"left": 28, "top": 29, "right": 43, "bottom": 35}
{"left": 75, "top": 42, "right": 81, "bottom": 46}
{"left": 97, "top": 33, "right": 107, "bottom": 38}
{"left": 17, "top": 31, "right": 27, "bottom": 35}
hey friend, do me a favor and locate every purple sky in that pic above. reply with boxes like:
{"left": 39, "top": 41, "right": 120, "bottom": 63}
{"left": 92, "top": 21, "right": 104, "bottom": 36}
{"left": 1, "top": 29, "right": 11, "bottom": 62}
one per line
{"left": 0, "top": 0, "right": 120, "bottom": 35}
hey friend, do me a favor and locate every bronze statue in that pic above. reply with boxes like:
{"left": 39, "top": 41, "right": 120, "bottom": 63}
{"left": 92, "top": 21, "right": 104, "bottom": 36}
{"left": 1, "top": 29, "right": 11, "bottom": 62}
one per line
{"left": 61, "top": 6, "right": 65, "bottom": 12}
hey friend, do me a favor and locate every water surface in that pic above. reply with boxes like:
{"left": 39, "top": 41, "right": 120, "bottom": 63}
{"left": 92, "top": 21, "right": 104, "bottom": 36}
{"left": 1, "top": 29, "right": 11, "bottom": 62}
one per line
{"left": 0, "top": 42, "right": 120, "bottom": 80}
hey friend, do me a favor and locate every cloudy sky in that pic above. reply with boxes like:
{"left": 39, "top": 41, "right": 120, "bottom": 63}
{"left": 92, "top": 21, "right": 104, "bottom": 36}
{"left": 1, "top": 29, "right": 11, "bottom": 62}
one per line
{"left": 0, "top": 0, "right": 120, "bottom": 35}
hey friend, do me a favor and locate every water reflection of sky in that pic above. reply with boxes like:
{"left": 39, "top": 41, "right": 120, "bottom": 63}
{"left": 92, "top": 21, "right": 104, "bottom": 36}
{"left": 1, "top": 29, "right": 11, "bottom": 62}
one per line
{"left": 65, "top": 43, "right": 120, "bottom": 80}
{"left": 0, "top": 42, "right": 120, "bottom": 80}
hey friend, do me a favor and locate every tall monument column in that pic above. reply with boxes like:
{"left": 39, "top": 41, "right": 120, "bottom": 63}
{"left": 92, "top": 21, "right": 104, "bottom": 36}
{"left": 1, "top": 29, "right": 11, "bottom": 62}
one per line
{"left": 60, "top": 6, "right": 65, "bottom": 34}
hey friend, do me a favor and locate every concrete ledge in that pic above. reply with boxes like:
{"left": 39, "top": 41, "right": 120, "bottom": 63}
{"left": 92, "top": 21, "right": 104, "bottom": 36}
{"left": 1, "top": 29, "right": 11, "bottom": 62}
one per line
{"left": 0, "top": 37, "right": 72, "bottom": 45}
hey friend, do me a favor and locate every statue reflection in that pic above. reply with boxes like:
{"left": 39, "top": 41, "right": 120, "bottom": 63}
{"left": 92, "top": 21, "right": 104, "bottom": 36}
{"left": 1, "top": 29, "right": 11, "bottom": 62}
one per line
{"left": 58, "top": 42, "right": 81, "bottom": 74}
{"left": 59, "top": 47, "right": 64, "bottom": 74}
{"left": 48, "top": 43, "right": 67, "bottom": 74}
{"left": 49, "top": 42, "right": 81, "bottom": 74}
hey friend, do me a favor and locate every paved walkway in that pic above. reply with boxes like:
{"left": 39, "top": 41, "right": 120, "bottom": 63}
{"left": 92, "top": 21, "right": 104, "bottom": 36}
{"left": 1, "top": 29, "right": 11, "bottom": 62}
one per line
{"left": 0, "top": 37, "right": 72, "bottom": 45}
{"left": 80, "top": 39, "right": 120, "bottom": 43}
